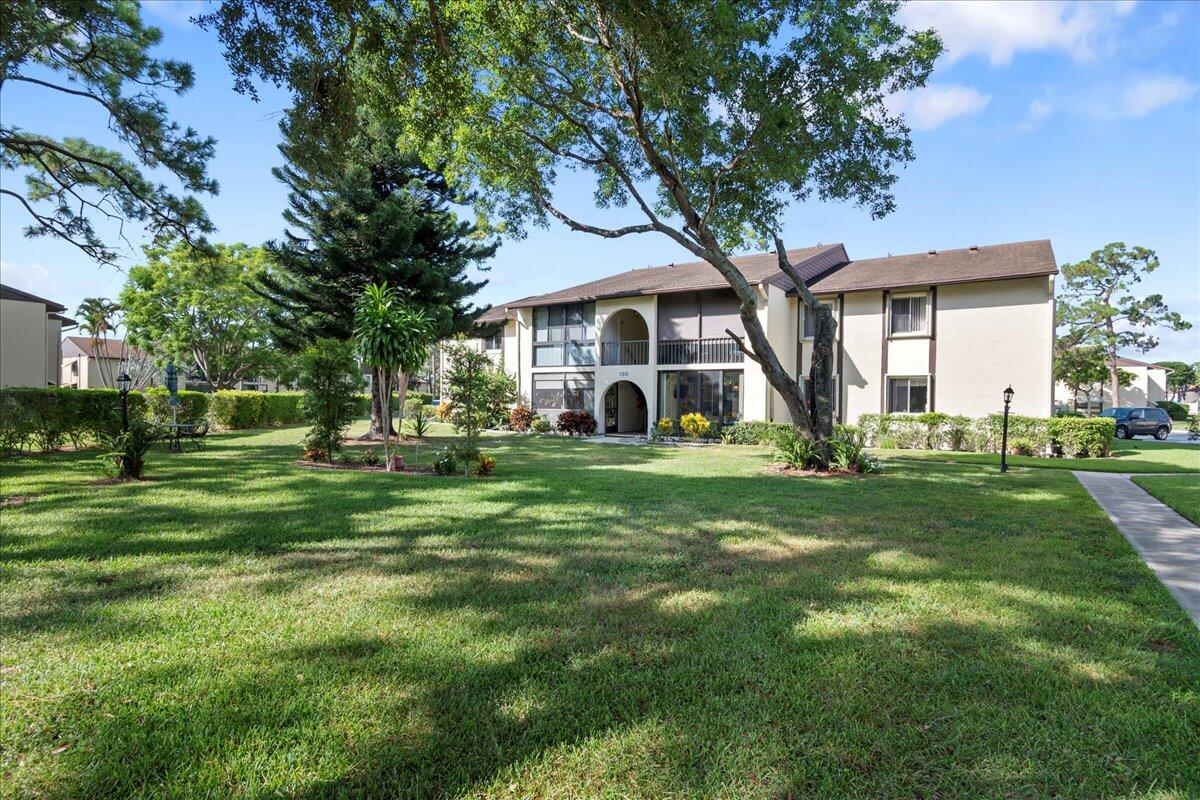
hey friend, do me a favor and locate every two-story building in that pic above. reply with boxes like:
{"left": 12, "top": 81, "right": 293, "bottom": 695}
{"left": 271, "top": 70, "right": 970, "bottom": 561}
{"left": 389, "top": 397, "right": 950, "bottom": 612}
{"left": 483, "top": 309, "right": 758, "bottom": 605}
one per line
{"left": 470, "top": 240, "right": 1057, "bottom": 434}
{"left": 0, "top": 283, "right": 76, "bottom": 388}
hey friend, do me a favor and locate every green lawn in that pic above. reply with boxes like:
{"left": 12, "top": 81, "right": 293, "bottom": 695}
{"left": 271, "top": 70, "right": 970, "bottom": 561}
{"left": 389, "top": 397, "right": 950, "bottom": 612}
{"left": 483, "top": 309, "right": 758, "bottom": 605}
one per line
{"left": 2, "top": 426, "right": 1198, "bottom": 798}
{"left": 876, "top": 438, "right": 1200, "bottom": 474}
{"left": 1132, "top": 475, "right": 1200, "bottom": 526}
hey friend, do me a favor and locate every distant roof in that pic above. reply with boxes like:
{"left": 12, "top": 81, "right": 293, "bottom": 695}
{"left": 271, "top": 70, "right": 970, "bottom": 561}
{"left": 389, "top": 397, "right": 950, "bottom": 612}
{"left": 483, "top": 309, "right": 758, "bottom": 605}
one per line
{"left": 477, "top": 244, "right": 845, "bottom": 322}
{"left": 805, "top": 240, "right": 1057, "bottom": 294}
{"left": 1114, "top": 356, "right": 1171, "bottom": 372}
{"left": 476, "top": 239, "right": 1057, "bottom": 323}
{"left": 0, "top": 282, "right": 67, "bottom": 312}
{"left": 62, "top": 336, "right": 142, "bottom": 360}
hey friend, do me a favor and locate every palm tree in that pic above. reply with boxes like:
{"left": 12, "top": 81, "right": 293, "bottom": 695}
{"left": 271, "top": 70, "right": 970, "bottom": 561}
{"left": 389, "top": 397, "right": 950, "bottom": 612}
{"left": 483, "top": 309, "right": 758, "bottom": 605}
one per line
{"left": 76, "top": 297, "right": 122, "bottom": 387}
{"left": 353, "top": 283, "right": 434, "bottom": 470}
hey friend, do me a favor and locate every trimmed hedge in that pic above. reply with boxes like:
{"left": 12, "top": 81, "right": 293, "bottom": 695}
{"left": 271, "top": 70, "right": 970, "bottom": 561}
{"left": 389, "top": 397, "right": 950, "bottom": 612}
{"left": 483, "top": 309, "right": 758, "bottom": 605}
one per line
{"left": 143, "top": 387, "right": 210, "bottom": 424}
{"left": 858, "top": 412, "right": 1114, "bottom": 458}
{"left": 208, "top": 390, "right": 307, "bottom": 429}
{"left": 720, "top": 420, "right": 794, "bottom": 445}
{"left": 0, "top": 387, "right": 147, "bottom": 453}
{"left": 1155, "top": 400, "right": 1189, "bottom": 422}
{"left": 209, "top": 390, "right": 266, "bottom": 430}
{"left": 261, "top": 392, "right": 304, "bottom": 426}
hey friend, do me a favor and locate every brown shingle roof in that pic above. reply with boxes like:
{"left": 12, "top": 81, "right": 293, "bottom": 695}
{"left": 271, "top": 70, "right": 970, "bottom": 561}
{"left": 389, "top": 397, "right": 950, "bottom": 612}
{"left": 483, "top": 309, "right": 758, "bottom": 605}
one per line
{"left": 480, "top": 244, "right": 845, "bottom": 321}
{"left": 805, "top": 239, "right": 1056, "bottom": 294}
{"left": 477, "top": 239, "right": 1057, "bottom": 322}
{"left": 62, "top": 336, "right": 142, "bottom": 360}
{"left": 0, "top": 282, "right": 67, "bottom": 312}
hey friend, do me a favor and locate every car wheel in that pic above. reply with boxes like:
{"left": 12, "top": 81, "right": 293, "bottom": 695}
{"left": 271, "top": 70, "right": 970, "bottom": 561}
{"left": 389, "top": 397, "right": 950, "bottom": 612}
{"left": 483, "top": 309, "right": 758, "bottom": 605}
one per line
{"left": 1115, "top": 425, "right": 1129, "bottom": 439}
{"left": 1155, "top": 427, "right": 1169, "bottom": 441}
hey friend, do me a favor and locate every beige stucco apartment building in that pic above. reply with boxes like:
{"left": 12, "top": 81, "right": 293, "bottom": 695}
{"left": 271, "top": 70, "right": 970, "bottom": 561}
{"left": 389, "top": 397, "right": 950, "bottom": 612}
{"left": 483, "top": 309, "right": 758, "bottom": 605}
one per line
{"left": 0, "top": 284, "right": 76, "bottom": 388}
{"left": 1054, "top": 356, "right": 1171, "bottom": 413}
{"left": 466, "top": 240, "right": 1057, "bottom": 433}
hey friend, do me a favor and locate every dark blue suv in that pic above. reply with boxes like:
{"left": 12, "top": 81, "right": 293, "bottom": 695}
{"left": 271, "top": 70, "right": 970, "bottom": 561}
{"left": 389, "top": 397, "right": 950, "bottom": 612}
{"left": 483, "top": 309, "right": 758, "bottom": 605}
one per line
{"left": 1099, "top": 407, "right": 1172, "bottom": 440}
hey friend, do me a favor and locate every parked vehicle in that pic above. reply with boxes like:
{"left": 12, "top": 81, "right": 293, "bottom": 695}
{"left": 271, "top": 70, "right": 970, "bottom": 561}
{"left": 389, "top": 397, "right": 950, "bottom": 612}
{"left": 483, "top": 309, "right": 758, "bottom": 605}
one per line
{"left": 1099, "top": 406, "right": 1172, "bottom": 440}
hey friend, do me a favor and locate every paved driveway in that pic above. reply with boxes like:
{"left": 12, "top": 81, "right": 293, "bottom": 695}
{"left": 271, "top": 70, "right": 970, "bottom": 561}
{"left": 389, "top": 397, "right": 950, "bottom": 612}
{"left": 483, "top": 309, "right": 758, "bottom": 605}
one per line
{"left": 1165, "top": 430, "right": 1200, "bottom": 446}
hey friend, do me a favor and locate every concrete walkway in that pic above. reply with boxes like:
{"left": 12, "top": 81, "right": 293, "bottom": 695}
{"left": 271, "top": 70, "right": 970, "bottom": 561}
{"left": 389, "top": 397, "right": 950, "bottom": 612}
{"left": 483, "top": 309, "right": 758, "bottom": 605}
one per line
{"left": 1073, "top": 471, "right": 1200, "bottom": 628}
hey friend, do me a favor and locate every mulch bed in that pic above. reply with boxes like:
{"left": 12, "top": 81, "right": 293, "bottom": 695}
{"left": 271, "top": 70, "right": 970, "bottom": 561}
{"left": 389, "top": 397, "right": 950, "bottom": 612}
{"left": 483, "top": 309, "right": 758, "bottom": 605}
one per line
{"left": 765, "top": 465, "right": 868, "bottom": 479}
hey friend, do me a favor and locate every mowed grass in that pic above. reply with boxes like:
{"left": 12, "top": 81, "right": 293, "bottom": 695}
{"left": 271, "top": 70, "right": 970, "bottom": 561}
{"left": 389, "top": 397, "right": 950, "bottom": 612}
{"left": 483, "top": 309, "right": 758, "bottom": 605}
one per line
{"left": 877, "top": 438, "right": 1200, "bottom": 474}
{"left": 1132, "top": 475, "right": 1200, "bottom": 526}
{"left": 1, "top": 425, "right": 1198, "bottom": 799}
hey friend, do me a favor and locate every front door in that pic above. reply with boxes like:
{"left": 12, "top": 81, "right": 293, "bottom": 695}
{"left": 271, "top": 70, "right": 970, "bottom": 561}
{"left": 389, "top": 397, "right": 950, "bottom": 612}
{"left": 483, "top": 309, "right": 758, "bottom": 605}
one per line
{"left": 604, "top": 384, "right": 618, "bottom": 433}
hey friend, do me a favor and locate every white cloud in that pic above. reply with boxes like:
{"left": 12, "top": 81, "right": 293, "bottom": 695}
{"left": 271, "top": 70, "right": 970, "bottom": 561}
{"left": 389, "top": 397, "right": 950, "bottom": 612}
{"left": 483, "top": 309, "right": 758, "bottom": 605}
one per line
{"left": 1111, "top": 75, "right": 1198, "bottom": 118}
{"left": 899, "top": 1, "right": 1137, "bottom": 66}
{"left": 1028, "top": 98, "right": 1054, "bottom": 122}
{"left": 0, "top": 260, "right": 57, "bottom": 298}
{"left": 887, "top": 84, "right": 991, "bottom": 131}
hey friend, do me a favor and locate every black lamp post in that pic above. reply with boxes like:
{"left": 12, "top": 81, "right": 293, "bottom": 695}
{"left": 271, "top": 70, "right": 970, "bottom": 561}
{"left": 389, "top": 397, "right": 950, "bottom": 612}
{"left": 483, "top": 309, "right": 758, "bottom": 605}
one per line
{"left": 116, "top": 370, "right": 132, "bottom": 434}
{"left": 1000, "top": 385, "right": 1014, "bottom": 472}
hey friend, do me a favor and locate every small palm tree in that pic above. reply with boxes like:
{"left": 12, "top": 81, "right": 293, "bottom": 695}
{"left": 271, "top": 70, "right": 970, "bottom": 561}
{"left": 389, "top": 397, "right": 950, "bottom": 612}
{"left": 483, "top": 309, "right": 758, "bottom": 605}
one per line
{"left": 353, "top": 283, "right": 434, "bottom": 470}
{"left": 76, "top": 297, "right": 122, "bottom": 387}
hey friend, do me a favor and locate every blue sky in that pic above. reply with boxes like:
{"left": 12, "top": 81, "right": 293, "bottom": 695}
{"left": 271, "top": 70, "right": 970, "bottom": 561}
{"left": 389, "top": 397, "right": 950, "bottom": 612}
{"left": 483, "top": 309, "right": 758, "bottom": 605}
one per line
{"left": 2, "top": 0, "right": 1198, "bottom": 360}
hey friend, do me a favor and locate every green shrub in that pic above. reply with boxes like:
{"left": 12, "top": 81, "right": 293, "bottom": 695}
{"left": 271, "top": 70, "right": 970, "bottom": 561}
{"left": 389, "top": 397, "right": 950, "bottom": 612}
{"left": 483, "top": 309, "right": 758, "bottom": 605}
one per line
{"left": 432, "top": 449, "right": 459, "bottom": 476}
{"left": 142, "top": 387, "right": 210, "bottom": 425}
{"left": 209, "top": 390, "right": 266, "bottom": 429}
{"left": 403, "top": 397, "right": 432, "bottom": 439}
{"left": 358, "top": 448, "right": 381, "bottom": 467}
{"left": 531, "top": 417, "right": 552, "bottom": 433}
{"left": 720, "top": 420, "right": 791, "bottom": 445}
{"left": 1007, "top": 436, "right": 1036, "bottom": 456}
{"left": 774, "top": 426, "right": 825, "bottom": 470}
{"left": 679, "top": 412, "right": 711, "bottom": 439}
{"left": 97, "top": 417, "right": 163, "bottom": 479}
{"left": 297, "top": 339, "right": 363, "bottom": 463}
{"left": 944, "top": 416, "right": 973, "bottom": 451}
{"left": 261, "top": 393, "right": 304, "bottom": 426}
{"left": 653, "top": 417, "right": 677, "bottom": 439}
{"left": 1048, "top": 416, "right": 1115, "bottom": 458}
{"left": 1187, "top": 415, "right": 1200, "bottom": 441}
{"left": 1155, "top": 400, "right": 1189, "bottom": 421}
{"left": 0, "top": 387, "right": 145, "bottom": 452}
{"left": 408, "top": 390, "right": 433, "bottom": 407}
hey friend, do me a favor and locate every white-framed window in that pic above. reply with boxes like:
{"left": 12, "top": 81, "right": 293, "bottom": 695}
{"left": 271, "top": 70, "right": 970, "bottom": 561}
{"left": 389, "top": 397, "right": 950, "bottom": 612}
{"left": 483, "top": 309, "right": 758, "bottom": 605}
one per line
{"left": 802, "top": 298, "right": 837, "bottom": 339}
{"left": 889, "top": 293, "right": 929, "bottom": 336}
{"left": 887, "top": 376, "right": 929, "bottom": 414}
{"left": 482, "top": 330, "right": 502, "bottom": 351}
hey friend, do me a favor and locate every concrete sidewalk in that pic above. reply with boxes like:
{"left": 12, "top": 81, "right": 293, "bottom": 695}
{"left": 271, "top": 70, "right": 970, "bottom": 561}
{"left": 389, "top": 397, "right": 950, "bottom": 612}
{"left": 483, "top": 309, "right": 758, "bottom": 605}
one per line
{"left": 1073, "top": 471, "right": 1200, "bottom": 628}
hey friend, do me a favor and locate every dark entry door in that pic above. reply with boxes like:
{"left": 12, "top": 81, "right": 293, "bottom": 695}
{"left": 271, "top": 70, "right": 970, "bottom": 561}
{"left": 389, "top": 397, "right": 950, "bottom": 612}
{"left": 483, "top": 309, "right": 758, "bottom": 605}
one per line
{"left": 604, "top": 384, "right": 618, "bottom": 433}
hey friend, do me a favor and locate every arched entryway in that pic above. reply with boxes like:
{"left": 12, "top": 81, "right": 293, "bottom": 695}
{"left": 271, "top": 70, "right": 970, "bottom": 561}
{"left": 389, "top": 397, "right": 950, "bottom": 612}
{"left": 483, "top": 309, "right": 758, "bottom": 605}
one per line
{"left": 603, "top": 380, "right": 648, "bottom": 434}
{"left": 599, "top": 308, "right": 650, "bottom": 365}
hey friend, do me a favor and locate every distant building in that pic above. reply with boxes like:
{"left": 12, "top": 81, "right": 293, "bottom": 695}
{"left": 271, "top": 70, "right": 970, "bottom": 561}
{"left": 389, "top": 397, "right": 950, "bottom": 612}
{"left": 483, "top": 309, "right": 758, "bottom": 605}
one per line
{"left": 456, "top": 239, "right": 1058, "bottom": 433}
{"left": 61, "top": 336, "right": 158, "bottom": 389}
{"left": 1055, "top": 356, "right": 1171, "bottom": 413}
{"left": 0, "top": 283, "right": 76, "bottom": 388}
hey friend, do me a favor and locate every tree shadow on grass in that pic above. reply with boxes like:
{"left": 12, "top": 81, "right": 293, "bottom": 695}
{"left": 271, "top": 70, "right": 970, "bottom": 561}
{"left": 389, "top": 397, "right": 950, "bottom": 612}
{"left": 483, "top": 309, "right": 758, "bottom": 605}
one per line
{"left": 3, "top": 438, "right": 1199, "bottom": 798}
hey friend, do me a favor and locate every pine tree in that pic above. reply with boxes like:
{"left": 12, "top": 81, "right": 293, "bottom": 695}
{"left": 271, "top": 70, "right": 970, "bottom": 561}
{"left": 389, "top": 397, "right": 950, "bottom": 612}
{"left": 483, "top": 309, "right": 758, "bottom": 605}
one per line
{"left": 260, "top": 126, "right": 497, "bottom": 437}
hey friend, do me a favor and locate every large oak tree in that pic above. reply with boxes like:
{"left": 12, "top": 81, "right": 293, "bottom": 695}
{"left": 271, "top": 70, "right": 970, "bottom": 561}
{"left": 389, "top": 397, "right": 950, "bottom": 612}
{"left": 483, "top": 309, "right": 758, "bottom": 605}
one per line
{"left": 204, "top": 0, "right": 941, "bottom": 440}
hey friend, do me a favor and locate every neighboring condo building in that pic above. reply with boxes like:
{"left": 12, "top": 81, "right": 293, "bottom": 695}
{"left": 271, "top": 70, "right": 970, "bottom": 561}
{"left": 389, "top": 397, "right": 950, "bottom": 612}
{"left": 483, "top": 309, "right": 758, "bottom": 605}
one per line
{"left": 0, "top": 283, "right": 76, "bottom": 388}
{"left": 461, "top": 240, "right": 1057, "bottom": 433}
{"left": 1054, "top": 356, "right": 1172, "bottom": 413}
